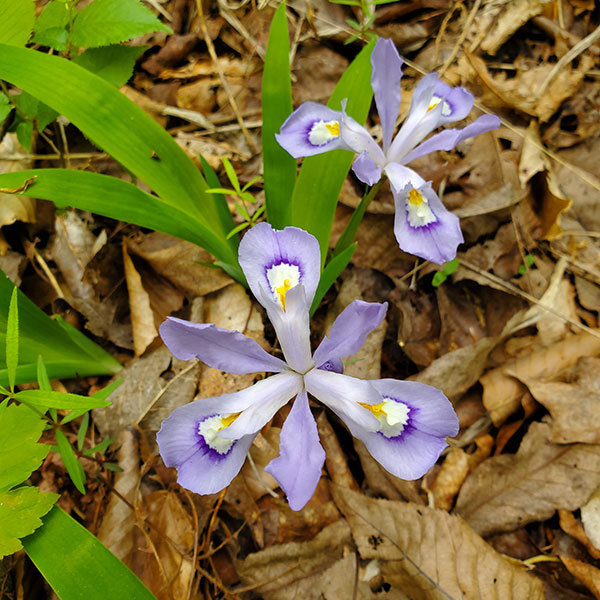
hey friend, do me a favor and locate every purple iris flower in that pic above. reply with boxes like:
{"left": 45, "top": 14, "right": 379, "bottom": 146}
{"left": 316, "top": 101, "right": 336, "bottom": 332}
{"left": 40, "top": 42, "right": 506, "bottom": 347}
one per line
{"left": 157, "top": 223, "right": 459, "bottom": 510}
{"left": 276, "top": 38, "right": 501, "bottom": 265}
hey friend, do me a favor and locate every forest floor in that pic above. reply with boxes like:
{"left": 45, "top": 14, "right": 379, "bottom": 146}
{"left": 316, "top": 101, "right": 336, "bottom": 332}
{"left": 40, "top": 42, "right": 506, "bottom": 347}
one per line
{"left": 3, "top": 0, "right": 600, "bottom": 598}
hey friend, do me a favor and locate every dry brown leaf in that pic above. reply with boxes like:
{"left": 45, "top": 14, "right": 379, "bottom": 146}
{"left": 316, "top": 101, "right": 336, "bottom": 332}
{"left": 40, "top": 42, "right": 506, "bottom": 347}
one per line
{"left": 317, "top": 411, "right": 358, "bottom": 491}
{"left": 559, "top": 509, "right": 600, "bottom": 560}
{"left": 480, "top": 0, "right": 551, "bottom": 55}
{"left": 126, "top": 232, "right": 232, "bottom": 298}
{"left": 430, "top": 448, "right": 470, "bottom": 511}
{"left": 0, "top": 133, "right": 35, "bottom": 229}
{"left": 581, "top": 490, "right": 600, "bottom": 555}
{"left": 333, "top": 486, "right": 544, "bottom": 600}
{"left": 455, "top": 420, "right": 600, "bottom": 536}
{"left": 236, "top": 519, "right": 353, "bottom": 599}
{"left": 122, "top": 243, "right": 158, "bottom": 356}
{"left": 131, "top": 490, "right": 194, "bottom": 600}
{"left": 0, "top": 250, "right": 26, "bottom": 285}
{"left": 97, "top": 429, "right": 140, "bottom": 561}
{"left": 560, "top": 556, "right": 600, "bottom": 599}
{"left": 575, "top": 276, "right": 600, "bottom": 312}
{"left": 482, "top": 330, "right": 600, "bottom": 426}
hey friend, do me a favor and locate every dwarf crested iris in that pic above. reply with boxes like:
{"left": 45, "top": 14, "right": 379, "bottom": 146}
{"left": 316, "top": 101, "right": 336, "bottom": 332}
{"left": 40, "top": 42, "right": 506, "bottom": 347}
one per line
{"left": 276, "top": 38, "right": 501, "bottom": 265}
{"left": 157, "top": 223, "right": 458, "bottom": 510}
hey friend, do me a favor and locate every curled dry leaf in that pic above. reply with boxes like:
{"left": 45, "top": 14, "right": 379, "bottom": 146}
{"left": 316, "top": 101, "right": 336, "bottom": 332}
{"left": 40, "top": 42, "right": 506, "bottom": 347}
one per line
{"left": 581, "top": 489, "right": 600, "bottom": 555}
{"left": 482, "top": 330, "right": 600, "bottom": 426}
{"left": 560, "top": 556, "right": 600, "bottom": 600}
{"left": 317, "top": 411, "right": 358, "bottom": 491}
{"left": 455, "top": 420, "right": 600, "bottom": 537}
{"left": 236, "top": 519, "right": 353, "bottom": 599}
{"left": 558, "top": 509, "right": 600, "bottom": 560}
{"left": 332, "top": 486, "right": 544, "bottom": 600}
{"left": 123, "top": 243, "right": 158, "bottom": 356}
{"left": 430, "top": 448, "right": 470, "bottom": 511}
{"left": 97, "top": 428, "right": 140, "bottom": 562}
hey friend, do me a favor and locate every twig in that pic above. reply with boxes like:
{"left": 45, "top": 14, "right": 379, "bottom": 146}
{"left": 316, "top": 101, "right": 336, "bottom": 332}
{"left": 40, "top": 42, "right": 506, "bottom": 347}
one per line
{"left": 537, "top": 23, "right": 600, "bottom": 97}
{"left": 32, "top": 247, "right": 65, "bottom": 299}
{"left": 193, "top": 0, "right": 257, "bottom": 152}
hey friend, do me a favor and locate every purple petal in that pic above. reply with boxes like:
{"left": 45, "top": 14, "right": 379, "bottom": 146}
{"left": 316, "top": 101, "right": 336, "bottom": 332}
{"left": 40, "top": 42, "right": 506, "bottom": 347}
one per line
{"left": 371, "top": 38, "right": 403, "bottom": 151}
{"left": 340, "top": 102, "right": 385, "bottom": 165}
{"left": 304, "top": 369, "right": 381, "bottom": 432}
{"left": 276, "top": 102, "right": 347, "bottom": 158}
{"left": 265, "top": 390, "right": 325, "bottom": 511}
{"left": 159, "top": 317, "right": 287, "bottom": 374}
{"left": 402, "top": 114, "right": 502, "bottom": 164}
{"left": 391, "top": 179, "right": 463, "bottom": 264}
{"left": 219, "top": 373, "right": 302, "bottom": 439}
{"left": 352, "top": 378, "right": 458, "bottom": 480}
{"left": 258, "top": 284, "right": 314, "bottom": 374}
{"left": 371, "top": 379, "right": 459, "bottom": 438}
{"left": 433, "top": 81, "right": 474, "bottom": 123}
{"left": 239, "top": 222, "right": 321, "bottom": 310}
{"left": 352, "top": 152, "right": 382, "bottom": 186}
{"left": 317, "top": 358, "right": 344, "bottom": 374}
{"left": 312, "top": 300, "right": 388, "bottom": 368}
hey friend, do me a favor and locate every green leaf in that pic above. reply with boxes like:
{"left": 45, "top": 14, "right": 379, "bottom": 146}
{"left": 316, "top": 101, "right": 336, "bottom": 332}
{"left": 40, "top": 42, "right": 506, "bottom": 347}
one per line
{"left": 0, "top": 169, "right": 243, "bottom": 282}
{"left": 290, "top": 39, "right": 375, "bottom": 262}
{"left": 84, "top": 436, "right": 114, "bottom": 456}
{"left": 54, "top": 429, "right": 86, "bottom": 493}
{"left": 72, "top": 45, "right": 146, "bottom": 87}
{"left": 32, "top": 0, "right": 70, "bottom": 50}
{"left": 262, "top": 1, "right": 296, "bottom": 228}
{"left": 15, "top": 120, "right": 34, "bottom": 151}
{"left": 443, "top": 257, "right": 460, "bottom": 276}
{"left": 0, "top": 270, "right": 121, "bottom": 386}
{"left": 0, "top": 45, "right": 232, "bottom": 252}
{"left": 431, "top": 271, "right": 447, "bottom": 287}
{"left": 0, "top": 486, "right": 58, "bottom": 558}
{"left": 14, "top": 390, "right": 111, "bottom": 410}
{"left": 6, "top": 287, "right": 18, "bottom": 392}
{"left": 71, "top": 0, "right": 171, "bottom": 48}
{"left": 36, "top": 356, "right": 52, "bottom": 391}
{"left": 310, "top": 243, "right": 356, "bottom": 315}
{"left": 0, "top": 0, "right": 35, "bottom": 46}
{"left": 0, "top": 402, "right": 49, "bottom": 491}
{"left": 0, "top": 93, "right": 11, "bottom": 123}
{"left": 23, "top": 506, "right": 158, "bottom": 599}
{"left": 221, "top": 157, "right": 241, "bottom": 193}
{"left": 77, "top": 412, "right": 89, "bottom": 451}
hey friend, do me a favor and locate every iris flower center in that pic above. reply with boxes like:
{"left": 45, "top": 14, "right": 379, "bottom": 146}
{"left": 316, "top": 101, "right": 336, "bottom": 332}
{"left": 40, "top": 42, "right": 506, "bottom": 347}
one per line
{"left": 359, "top": 397, "right": 410, "bottom": 437}
{"left": 267, "top": 263, "right": 301, "bottom": 310}
{"left": 276, "top": 279, "right": 292, "bottom": 311}
{"left": 406, "top": 188, "right": 437, "bottom": 228}
{"left": 308, "top": 120, "right": 340, "bottom": 146}
{"left": 199, "top": 413, "right": 240, "bottom": 454}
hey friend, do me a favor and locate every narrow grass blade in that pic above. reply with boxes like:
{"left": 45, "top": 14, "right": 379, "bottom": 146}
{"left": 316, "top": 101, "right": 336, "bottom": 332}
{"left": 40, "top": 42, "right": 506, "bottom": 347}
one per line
{"left": 290, "top": 40, "right": 375, "bottom": 261}
{"left": 14, "top": 390, "right": 111, "bottom": 410}
{"left": 54, "top": 429, "right": 86, "bottom": 494}
{"left": 6, "top": 288, "right": 18, "bottom": 392}
{"left": 262, "top": 1, "right": 296, "bottom": 228}
{"left": 23, "top": 506, "right": 158, "bottom": 600}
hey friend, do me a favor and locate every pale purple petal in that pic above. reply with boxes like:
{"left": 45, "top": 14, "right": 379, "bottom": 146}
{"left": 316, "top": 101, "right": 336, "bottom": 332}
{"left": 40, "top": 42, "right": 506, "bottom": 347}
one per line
{"left": 392, "top": 181, "right": 463, "bottom": 264}
{"left": 402, "top": 114, "right": 502, "bottom": 164}
{"left": 371, "top": 379, "right": 459, "bottom": 438}
{"left": 159, "top": 317, "right": 287, "bottom": 374}
{"left": 317, "top": 358, "right": 344, "bottom": 374}
{"left": 259, "top": 284, "right": 314, "bottom": 374}
{"left": 340, "top": 101, "right": 386, "bottom": 165}
{"left": 384, "top": 162, "right": 426, "bottom": 193}
{"left": 313, "top": 300, "right": 388, "bottom": 368}
{"left": 351, "top": 378, "right": 458, "bottom": 480}
{"left": 239, "top": 222, "right": 321, "bottom": 309}
{"left": 371, "top": 38, "right": 403, "bottom": 151}
{"left": 352, "top": 152, "right": 382, "bottom": 186}
{"left": 387, "top": 72, "right": 441, "bottom": 163}
{"left": 276, "top": 102, "right": 347, "bottom": 158}
{"left": 219, "top": 373, "right": 302, "bottom": 439}
{"left": 432, "top": 80, "right": 473, "bottom": 123}
{"left": 265, "top": 390, "right": 325, "bottom": 511}
{"left": 304, "top": 369, "right": 381, "bottom": 432}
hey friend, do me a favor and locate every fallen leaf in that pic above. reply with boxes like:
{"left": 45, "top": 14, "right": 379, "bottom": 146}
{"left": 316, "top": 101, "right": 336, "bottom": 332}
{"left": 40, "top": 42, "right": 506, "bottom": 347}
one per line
{"left": 581, "top": 490, "right": 600, "bottom": 555}
{"left": 122, "top": 243, "right": 158, "bottom": 356}
{"left": 317, "top": 411, "right": 358, "bottom": 491}
{"left": 560, "top": 556, "right": 600, "bottom": 599}
{"left": 236, "top": 519, "right": 353, "bottom": 599}
{"left": 333, "top": 486, "right": 544, "bottom": 599}
{"left": 559, "top": 509, "right": 600, "bottom": 560}
{"left": 430, "top": 448, "right": 470, "bottom": 511}
{"left": 455, "top": 420, "right": 600, "bottom": 536}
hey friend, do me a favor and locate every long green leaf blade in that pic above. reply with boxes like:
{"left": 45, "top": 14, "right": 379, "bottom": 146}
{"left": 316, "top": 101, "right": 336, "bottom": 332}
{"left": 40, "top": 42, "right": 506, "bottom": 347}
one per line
{"left": 262, "top": 1, "right": 296, "bottom": 228}
{"left": 6, "top": 288, "right": 18, "bottom": 391}
{"left": 0, "top": 44, "right": 224, "bottom": 233}
{"left": 54, "top": 429, "right": 86, "bottom": 493}
{"left": 14, "top": 390, "right": 111, "bottom": 410}
{"left": 290, "top": 40, "right": 375, "bottom": 261}
{"left": 0, "top": 169, "right": 241, "bottom": 274}
{"left": 23, "top": 506, "right": 158, "bottom": 600}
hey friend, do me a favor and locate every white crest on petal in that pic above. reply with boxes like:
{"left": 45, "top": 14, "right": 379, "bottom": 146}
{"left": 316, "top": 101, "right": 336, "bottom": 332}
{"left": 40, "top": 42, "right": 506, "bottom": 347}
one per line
{"left": 308, "top": 120, "right": 340, "bottom": 146}
{"left": 371, "top": 397, "right": 411, "bottom": 438}
{"left": 199, "top": 414, "right": 238, "bottom": 454}
{"left": 428, "top": 95, "right": 451, "bottom": 117}
{"left": 406, "top": 188, "right": 437, "bottom": 228}
{"left": 266, "top": 263, "right": 301, "bottom": 309}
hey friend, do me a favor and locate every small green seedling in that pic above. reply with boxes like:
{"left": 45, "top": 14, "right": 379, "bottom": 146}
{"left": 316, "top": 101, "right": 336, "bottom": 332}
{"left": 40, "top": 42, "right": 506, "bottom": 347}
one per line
{"left": 432, "top": 258, "right": 460, "bottom": 287}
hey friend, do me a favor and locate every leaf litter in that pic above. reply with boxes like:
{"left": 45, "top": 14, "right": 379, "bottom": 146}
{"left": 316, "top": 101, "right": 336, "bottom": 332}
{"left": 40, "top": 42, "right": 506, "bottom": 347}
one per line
{"left": 6, "top": 0, "right": 600, "bottom": 597}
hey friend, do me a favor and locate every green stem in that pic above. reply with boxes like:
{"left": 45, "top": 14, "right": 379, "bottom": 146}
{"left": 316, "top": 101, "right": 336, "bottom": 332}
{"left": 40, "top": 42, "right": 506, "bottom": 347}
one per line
{"left": 332, "top": 179, "right": 382, "bottom": 258}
